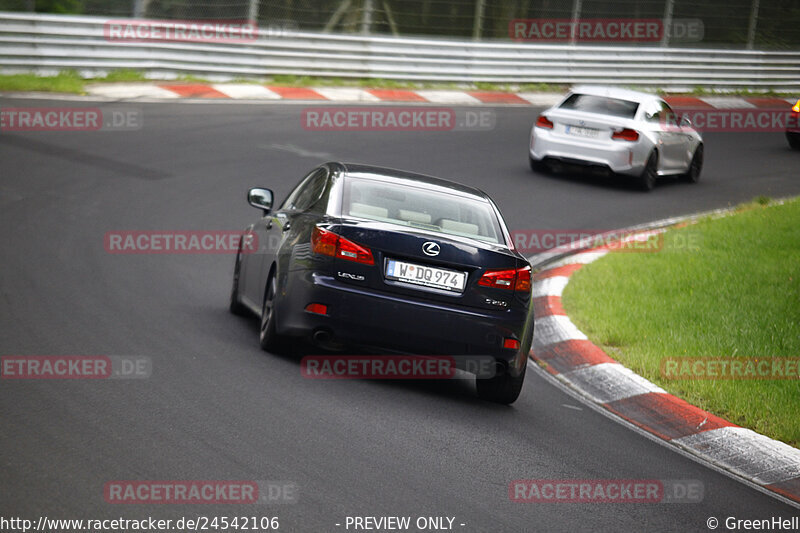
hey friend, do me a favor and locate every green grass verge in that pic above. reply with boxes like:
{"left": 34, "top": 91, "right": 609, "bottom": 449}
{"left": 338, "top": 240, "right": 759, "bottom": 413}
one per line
{"left": 0, "top": 70, "right": 569, "bottom": 94}
{"left": 562, "top": 198, "right": 800, "bottom": 447}
{"left": 0, "top": 71, "right": 86, "bottom": 93}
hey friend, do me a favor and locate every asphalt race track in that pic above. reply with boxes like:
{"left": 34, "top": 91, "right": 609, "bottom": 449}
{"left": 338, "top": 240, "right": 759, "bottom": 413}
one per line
{"left": 2, "top": 98, "right": 799, "bottom": 532}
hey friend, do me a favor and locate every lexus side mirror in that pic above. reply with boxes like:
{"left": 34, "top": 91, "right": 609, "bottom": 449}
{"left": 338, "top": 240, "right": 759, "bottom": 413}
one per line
{"left": 248, "top": 187, "right": 274, "bottom": 213}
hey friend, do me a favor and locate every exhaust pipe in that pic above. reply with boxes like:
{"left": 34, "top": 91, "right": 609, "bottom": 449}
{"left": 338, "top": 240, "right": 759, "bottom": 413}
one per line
{"left": 312, "top": 328, "right": 343, "bottom": 351}
{"left": 313, "top": 329, "right": 333, "bottom": 345}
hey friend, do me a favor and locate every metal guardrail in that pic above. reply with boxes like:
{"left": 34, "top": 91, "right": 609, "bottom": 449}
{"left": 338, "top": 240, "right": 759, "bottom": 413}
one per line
{"left": 2, "top": 12, "right": 800, "bottom": 90}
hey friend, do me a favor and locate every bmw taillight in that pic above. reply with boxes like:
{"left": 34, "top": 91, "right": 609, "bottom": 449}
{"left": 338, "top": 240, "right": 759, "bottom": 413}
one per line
{"left": 478, "top": 266, "right": 531, "bottom": 293}
{"left": 535, "top": 115, "right": 554, "bottom": 129}
{"left": 612, "top": 128, "right": 640, "bottom": 142}
{"left": 311, "top": 227, "right": 374, "bottom": 265}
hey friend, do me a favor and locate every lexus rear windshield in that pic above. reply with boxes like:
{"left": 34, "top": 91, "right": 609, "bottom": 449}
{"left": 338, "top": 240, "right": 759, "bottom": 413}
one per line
{"left": 559, "top": 94, "right": 639, "bottom": 119}
{"left": 342, "top": 177, "right": 504, "bottom": 245}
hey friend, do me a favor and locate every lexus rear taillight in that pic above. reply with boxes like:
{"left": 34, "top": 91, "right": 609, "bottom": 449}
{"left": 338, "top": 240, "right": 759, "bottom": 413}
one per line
{"left": 478, "top": 266, "right": 531, "bottom": 293}
{"left": 305, "top": 303, "right": 328, "bottom": 315}
{"left": 515, "top": 267, "right": 531, "bottom": 292}
{"left": 311, "top": 227, "right": 374, "bottom": 265}
{"left": 535, "top": 115, "right": 554, "bottom": 129}
{"left": 612, "top": 128, "right": 640, "bottom": 142}
{"left": 503, "top": 338, "right": 520, "bottom": 350}
{"left": 311, "top": 226, "right": 337, "bottom": 256}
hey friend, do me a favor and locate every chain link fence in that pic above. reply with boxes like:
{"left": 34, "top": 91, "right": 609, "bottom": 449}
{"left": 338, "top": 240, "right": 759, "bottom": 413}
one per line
{"left": 1, "top": 0, "right": 799, "bottom": 49}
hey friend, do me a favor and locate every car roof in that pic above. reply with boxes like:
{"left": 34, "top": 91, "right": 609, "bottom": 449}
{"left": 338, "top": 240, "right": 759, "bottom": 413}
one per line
{"left": 331, "top": 162, "right": 491, "bottom": 201}
{"left": 568, "top": 85, "right": 663, "bottom": 105}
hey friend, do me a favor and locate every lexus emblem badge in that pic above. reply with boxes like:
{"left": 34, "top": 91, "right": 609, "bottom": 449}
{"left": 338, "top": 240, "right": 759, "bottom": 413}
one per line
{"left": 422, "top": 242, "right": 440, "bottom": 256}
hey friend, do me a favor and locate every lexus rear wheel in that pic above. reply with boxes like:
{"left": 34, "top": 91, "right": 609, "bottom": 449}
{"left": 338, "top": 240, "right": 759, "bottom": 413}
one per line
{"left": 228, "top": 247, "right": 248, "bottom": 316}
{"left": 476, "top": 361, "right": 526, "bottom": 405}
{"left": 259, "top": 274, "right": 287, "bottom": 353}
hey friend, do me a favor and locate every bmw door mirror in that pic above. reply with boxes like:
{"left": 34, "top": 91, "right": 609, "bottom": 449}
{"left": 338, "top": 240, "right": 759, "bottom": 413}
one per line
{"left": 248, "top": 187, "right": 274, "bottom": 214}
{"left": 680, "top": 116, "right": 692, "bottom": 128}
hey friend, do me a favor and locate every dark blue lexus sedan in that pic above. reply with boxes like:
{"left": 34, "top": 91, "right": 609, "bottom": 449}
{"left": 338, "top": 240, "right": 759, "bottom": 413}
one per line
{"left": 230, "top": 162, "right": 534, "bottom": 403}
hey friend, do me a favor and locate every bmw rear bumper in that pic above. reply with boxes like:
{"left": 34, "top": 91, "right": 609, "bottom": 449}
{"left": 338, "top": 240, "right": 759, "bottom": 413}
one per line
{"left": 530, "top": 127, "right": 648, "bottom": 176}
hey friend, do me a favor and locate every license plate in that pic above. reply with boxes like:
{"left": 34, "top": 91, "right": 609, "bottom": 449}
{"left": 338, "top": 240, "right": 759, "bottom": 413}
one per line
{"left": 566, "top": 125, "right": 599, "bottom": 138}
{"left": 385, "top": 259, "right": 467, "bottom": 293}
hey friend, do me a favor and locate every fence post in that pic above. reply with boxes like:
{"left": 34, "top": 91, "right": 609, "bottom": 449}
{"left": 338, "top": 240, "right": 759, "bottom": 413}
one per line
{"left": 361, "top": 0, "right": 374, "bottom": 34}
{"left": 473, "top": 0, "right": 485, "bottom": 40}
{"left": 570, "top": 0, "right": 582, "bottom": 45}
{"left": 746, "top": 0, "right": 760, "bottom": 50}
{"left": 132, "top": 0, "right": 151, "bottom": 18}
{"left": 661, "top": 0, "right": 674, "bottom": 47}
{"left": 248, "top": 0, "right": 259, "bottom": 24}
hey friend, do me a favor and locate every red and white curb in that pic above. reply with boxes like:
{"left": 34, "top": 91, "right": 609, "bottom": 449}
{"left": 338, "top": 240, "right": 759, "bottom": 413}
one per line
{"left": 83, "top": 83, "right": 562, "bottom": 105}
{"left": 82, "top": 83, "right": 798, "bottom": 108}
{"left": 530, "top": 236, "right": 800, "bottom": 506}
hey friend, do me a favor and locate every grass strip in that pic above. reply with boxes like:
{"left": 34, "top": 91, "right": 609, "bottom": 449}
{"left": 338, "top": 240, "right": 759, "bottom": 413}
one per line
{"left": 562, "top": 198, "right": 800, "bottom": 447}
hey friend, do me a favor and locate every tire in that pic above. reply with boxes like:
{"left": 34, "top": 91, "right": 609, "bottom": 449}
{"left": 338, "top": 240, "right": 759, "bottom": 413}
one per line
{"left": 683, "top": 144, "right": 703, "bottom": 183}
{"left": 259, "top": 273, "right": 287, "bottom": 353}
{"left": 788, "top": 133, "right": 800, "bottom": 150}
{"left": 637, "top": 151, "right": 658, "bottom": 192}
{"left": 476, "top": 361, "right": 526, "bottom": 405}
{"left": 529, "top": 155, "right": 547, "bottom": 173}
{"left": 228, "top": 247, "right": 248, "bottom": 316}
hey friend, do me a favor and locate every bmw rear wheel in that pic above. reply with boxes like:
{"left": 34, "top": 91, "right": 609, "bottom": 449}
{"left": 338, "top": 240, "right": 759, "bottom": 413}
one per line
{"left": 638, "top": 151, "right": 658, "bottom": 192}
{"left": 788, "top": 133, "right": 800, "bottom": 150}
{"left": 684, "top": 144, "right": 704, "bottom": 183}
{"left": 529, "top": 155, "right": 547, "bottom": 173}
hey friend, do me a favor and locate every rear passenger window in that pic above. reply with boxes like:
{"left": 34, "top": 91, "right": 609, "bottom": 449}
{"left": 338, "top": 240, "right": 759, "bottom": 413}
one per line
{"left": 283, "top": 168, "right": 328, "bottom": 212}
{"left": 644, "top": 101, "right": 678, "bottom": 126}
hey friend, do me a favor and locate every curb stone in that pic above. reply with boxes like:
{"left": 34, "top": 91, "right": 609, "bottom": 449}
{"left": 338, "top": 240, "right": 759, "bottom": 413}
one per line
{"left": 527, "top": 205, "right": 800, "bottom": 507}
{"left": 67, "top": 83, "right": 798, "bottom": 108}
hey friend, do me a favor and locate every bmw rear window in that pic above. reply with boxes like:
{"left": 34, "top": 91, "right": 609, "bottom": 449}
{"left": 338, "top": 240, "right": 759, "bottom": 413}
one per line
{"left": 559, "top": 94, "right": 639, "bottom": 119}
{"left": 342, "top": 178, "right": 504, "bottom": 244}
